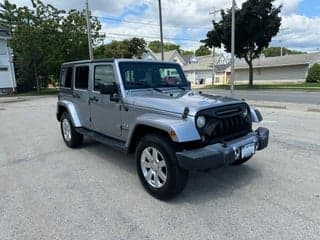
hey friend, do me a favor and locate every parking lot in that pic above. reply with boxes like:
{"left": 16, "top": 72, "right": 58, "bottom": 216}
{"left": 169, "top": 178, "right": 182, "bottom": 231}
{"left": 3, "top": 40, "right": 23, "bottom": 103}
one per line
{"left": 0, "top": 96, "right": 320, "bottom": 240}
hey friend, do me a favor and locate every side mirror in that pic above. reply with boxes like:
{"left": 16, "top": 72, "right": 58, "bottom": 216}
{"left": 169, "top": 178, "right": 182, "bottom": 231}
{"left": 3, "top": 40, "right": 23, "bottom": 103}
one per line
{"left": 100, "top": 84, "right": 118, "bottom": 95}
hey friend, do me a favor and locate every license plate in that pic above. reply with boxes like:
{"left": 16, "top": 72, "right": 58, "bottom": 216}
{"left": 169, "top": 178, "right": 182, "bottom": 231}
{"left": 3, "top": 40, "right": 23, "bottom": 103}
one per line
{"left": 241, "top": 143, "right": 256, "bottom": 159}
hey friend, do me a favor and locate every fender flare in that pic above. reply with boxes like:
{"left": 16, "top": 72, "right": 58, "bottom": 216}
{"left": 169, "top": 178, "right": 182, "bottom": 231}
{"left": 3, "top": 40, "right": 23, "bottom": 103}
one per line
{"left": 250, "top": 108, "right": 263, "bottom": 123}
{"left": 57, "top": 100, "right": 82, "bottom": 127}
{"left": 126, "top": 113, "right": 201, "bottom": 147}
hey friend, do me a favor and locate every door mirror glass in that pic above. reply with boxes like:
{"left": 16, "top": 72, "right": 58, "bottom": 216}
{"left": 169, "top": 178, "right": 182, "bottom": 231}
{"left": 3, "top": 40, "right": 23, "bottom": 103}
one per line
{"left": 100, "top": 84, "right": 118, "bottom": 95}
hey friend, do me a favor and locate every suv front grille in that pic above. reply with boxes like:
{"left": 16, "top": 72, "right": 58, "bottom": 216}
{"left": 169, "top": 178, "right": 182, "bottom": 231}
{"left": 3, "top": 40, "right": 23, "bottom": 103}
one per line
{"left": 197, "top": 103, "right": 252, "bottom": 144}
{"left": 216, "top": 115, "right": 245, "bottom": 137}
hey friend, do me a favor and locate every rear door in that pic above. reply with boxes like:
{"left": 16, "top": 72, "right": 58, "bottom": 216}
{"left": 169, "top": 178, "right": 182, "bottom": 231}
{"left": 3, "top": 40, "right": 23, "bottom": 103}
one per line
{"left": 89, "top": 63, "right": 122, "bottom": 138}
{"left": 73, "top": 64, "right": 91, "bottom": 128}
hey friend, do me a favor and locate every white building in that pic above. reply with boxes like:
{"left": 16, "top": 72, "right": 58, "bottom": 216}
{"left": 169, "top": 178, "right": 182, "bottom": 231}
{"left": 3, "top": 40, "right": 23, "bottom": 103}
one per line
{"left": 0, "top": 26, "right": 16, "bottom": 93}
{"left": 142, "top": 48, "right": 187, "bottom": 66}
{"left": 183, "top": 54, "right": 230, "bottom": 85}
{"left": 234, "top": 53, "right": 320, "bottom": 84}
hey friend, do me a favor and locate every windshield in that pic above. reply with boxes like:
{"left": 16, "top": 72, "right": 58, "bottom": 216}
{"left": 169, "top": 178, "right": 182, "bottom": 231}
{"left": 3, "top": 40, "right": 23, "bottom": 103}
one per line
{"left": 119, "top": 62, "right": 188, "bottom": 90}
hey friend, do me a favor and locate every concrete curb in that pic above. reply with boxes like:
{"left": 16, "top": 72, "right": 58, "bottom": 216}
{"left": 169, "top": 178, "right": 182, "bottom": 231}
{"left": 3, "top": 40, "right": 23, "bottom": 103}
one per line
{"left": 307, "top": 108, "right": 320, "bottom": 113}
{"left": 250, "top": 103, "right": 287, "bottom": 110}
{"left": 247, "top": 100, "right": 320, "bottom": 113}
{"left": 0, "top": 97, "right": 26, "bottom": 104}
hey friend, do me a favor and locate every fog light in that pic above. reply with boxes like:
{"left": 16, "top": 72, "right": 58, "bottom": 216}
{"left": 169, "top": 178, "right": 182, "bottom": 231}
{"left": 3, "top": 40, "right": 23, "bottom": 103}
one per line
{"left": 234, "top": 147, "right": 241, "bottom": 159}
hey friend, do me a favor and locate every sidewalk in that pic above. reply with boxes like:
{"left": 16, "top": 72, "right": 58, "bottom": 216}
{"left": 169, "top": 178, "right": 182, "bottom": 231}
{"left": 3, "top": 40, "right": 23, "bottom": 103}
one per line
{"left": 0, "top": 96, "right": 26, "bottom": 104}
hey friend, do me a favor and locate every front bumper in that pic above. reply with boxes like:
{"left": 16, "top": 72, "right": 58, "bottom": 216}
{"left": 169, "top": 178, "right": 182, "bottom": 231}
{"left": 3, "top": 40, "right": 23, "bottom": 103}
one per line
{"left": 176, "top": 127, "right": 269, "bottom": 170}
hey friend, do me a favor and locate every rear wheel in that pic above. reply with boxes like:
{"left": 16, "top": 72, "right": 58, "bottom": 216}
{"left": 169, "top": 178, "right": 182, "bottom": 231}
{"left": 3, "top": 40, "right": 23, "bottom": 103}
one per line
{"left": 60, "top": 112, "right": 83, "bottom": 148}
{"left": 136, "top": 134, "right": 188, "bottom": 200}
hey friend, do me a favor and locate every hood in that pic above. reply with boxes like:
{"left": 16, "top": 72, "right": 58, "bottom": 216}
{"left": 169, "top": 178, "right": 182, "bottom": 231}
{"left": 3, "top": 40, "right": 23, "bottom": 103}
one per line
{"left": 124, "top": 90, "right": 243, "bottom": 116}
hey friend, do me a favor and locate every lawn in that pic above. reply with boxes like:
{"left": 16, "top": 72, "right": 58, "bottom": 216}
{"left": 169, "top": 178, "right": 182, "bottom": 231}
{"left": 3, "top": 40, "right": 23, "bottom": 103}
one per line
{"left": 204, "top": 82, "right": 320, "bottom": 91}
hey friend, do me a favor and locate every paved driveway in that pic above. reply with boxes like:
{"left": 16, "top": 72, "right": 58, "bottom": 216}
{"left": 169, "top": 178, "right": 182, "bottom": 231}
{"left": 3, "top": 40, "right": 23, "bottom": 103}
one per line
{"left": 0, "top": 96, "right": 319, "bottom": 240}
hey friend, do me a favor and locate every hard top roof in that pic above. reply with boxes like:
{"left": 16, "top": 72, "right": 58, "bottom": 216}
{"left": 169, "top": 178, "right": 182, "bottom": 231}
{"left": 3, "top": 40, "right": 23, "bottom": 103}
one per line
{"left": 61, "top": 58, "right": 181, "bottom": 66}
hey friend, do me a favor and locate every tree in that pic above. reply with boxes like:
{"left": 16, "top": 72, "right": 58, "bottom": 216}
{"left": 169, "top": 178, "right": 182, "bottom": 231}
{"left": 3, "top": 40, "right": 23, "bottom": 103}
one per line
{"left": 94, "top": 38, "right": 146, "bottom": 59}
{"left": 263, "top": 47, "right": 305, "bottom": 57}
{"left": 306, "top": 63, "right": 320, "bottom": 83}
{"left": 203, "top": 0, "right": 282, "bottom": 87}
{"left": 181, "top": 50, "right": 194, "bottom": 56}
{"left": 0, "top": 0, "right": 104, "bottom": 93}
{"left": 195, "top": 45, "right": 212, "bottom": 56}
{"left": 148, "top": 40, "right": 181, "bottom": 53}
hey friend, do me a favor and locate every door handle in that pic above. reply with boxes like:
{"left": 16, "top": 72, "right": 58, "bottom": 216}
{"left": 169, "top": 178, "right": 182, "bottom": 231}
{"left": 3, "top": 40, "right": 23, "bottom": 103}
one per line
{"left": 89, "top": 96, "right": 99, "bottom": 102}
{"left": 73, "top": 93, "right": 81, "bottom": 99}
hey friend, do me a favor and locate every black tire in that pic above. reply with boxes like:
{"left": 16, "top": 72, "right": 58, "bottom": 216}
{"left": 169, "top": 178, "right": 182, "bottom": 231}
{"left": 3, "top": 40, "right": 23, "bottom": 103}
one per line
{"left": 230, "top": 156, "right": 252, "bottom": 166}
{"left": 136, "top": 134, "right": 189, "bottom": 200}
{"left": 60, "top": 112, "right": 83, "bottom": 148}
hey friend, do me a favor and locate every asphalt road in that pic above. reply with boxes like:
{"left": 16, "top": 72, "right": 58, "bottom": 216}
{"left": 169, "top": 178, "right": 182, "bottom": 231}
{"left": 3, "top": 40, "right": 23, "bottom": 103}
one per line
{"left": 1, "top": 96, "right": 320, "bottom": 240}
{"left": 203, "top": 89, "right": 320, "bottom": 105}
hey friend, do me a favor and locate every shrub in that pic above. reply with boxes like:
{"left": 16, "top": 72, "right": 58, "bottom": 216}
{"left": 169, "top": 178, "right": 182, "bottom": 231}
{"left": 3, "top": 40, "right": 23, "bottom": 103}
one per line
{"left": 306, "top": 63, "right": 320, "bottom": 83}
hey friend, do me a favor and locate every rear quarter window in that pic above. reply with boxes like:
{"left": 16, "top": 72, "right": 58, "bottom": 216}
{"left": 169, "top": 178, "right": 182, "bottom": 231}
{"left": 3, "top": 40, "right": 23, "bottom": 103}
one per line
{"left": 75, "top": 66, "right": 89, "bottom": 90}
{"left": 60, "top": 67, "right": 73, "bottom": 88}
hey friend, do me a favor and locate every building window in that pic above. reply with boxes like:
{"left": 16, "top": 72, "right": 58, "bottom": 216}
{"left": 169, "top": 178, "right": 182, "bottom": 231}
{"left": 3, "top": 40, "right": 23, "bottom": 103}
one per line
{"left": 75, "top": 66, "right": 89, "bottom": 90}
{"left": 0, "top": 67, "right": 8, "bottom": 71}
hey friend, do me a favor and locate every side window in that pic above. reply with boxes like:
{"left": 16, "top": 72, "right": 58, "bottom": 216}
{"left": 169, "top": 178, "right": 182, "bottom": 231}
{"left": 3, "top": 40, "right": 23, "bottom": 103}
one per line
{"left": 75, "top": 66, "right": 89, "bottom": 90}
{"left": 94, "top": 65, "right": 116, "bottom": 91}
{"left": 60, "top": 67, "right": 73, "bottom": 88}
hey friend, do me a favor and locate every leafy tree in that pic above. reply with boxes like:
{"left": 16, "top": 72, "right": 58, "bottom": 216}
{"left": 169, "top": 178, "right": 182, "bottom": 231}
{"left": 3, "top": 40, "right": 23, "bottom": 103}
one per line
{"left": 0, "top": 0, "right": 104, "bottom": 93}
{"left": 94, "top": 38, "right": 146, "bottom": 59}
{"left": 195, "top": 45, "right": 212, "bottom": 56}
{"left": 263, "top": 47, "right": 305, "bottom": 57}
{"left": 181, "top": 50, "right": 194, "bottom": 56}
{"left": 148, "top": 40, "right": 181, "bottom": 53}
{"left": 306, "top": 63, "right": 320, "bottom": 83}
{"left": 203, "top": 0, "right": 282, "bottom": 87}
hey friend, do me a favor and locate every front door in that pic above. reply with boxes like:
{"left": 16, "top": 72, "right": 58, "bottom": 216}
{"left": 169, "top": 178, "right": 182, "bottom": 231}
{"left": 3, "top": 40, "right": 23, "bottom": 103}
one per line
{"left": 73, "top": 65, "right": 90, "bottom": 128}
{"left": 89, "top": 64, "right": 122, "bottom": 138}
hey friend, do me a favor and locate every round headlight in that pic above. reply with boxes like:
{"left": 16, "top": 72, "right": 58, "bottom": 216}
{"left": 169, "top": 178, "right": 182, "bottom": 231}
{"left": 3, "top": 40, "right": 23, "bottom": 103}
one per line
{"left": 196, "top": 116, "right": 206, "bottom": 128}
{"left": 243, "top": 107, "right": 249, "bottom": 118}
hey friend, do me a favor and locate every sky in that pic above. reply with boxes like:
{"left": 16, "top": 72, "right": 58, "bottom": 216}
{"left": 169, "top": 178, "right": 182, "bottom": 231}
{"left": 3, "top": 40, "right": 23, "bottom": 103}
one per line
{"left": 8, "top": 0, "right": 320, "bottom": 52}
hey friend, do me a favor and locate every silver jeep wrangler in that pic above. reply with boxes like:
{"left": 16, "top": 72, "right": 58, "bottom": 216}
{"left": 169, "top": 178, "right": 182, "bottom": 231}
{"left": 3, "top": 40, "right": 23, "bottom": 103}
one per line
{"left": 56, "top": 59, "right": 269, "bottom": 200}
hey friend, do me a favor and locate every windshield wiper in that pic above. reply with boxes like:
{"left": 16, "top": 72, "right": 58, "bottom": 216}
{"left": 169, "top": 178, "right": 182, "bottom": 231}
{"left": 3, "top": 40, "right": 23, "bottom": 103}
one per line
{"left": 152, "top": 87, "right": 163, "bottom": 93}
{"left": 175, "top": 85, "right": 186, "bottom": 91}
{"left": 131, "top": 82, "right": 163, "bottom": 93}
{"left": 161, "top": 83, "right": 186, "bottom": 91}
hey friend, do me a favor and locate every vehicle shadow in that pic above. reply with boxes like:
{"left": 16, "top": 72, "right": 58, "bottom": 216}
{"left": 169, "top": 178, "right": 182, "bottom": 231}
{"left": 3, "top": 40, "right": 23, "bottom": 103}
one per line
{"left": 82, "top": 138, "right": 136, "bottom": 175}
{"left": 173, "top": 164, "right": 262, "bottom": 204}
{"left": 82, "top": 139, "right": 262, "bottom": 204}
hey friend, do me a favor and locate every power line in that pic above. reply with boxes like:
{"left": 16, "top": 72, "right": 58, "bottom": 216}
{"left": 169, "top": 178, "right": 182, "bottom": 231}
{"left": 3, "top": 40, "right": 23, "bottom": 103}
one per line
{"left": 97, "top": 16, "right": 211, "bottom": 30}
{"left": 104, "top": 32, "right": 201, "bottom": 42}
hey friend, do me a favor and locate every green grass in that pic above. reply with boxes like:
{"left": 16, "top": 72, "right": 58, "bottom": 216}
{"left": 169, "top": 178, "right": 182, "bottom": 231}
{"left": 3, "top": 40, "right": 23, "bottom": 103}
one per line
{"left": 204, "top": 82, "right": 320, "bottom": 91}
{"left": 0, "top": 88, "right": 59, "bottom": 97}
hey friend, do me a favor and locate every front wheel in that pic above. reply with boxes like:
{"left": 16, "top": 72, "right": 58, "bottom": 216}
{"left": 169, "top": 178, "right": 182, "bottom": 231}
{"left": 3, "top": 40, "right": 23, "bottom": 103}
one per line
{"left": 136, "top": 134, "right": 188, "bottom": 200}
{"left": 60, "top": 112, "right": 83, "bottom": 148}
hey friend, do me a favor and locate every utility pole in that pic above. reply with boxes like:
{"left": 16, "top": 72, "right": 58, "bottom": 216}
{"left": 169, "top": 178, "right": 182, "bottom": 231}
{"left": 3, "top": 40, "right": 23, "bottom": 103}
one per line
{"left": 85, "top": 0, "right": 94, "bottom": 60}
{"left": 158, "top": 0, "right": 164, "bottom": 61}
{"left": 279, "top": 27, "right": 289, "bottom": 57}
{"left": 209, "top": 8, "right": 220, "bottom": 86}
{"left": 230, "top": 0, "right": 236, "bottom": 94}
